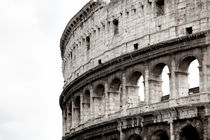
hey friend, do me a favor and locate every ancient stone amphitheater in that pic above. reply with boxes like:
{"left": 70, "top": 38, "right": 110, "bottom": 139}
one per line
{"left": 59, "top": 0, "right": 210, "bottom": 139}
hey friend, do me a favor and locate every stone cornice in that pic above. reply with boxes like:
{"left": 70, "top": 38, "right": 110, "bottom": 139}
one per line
{"left": 59, "top": 30, "right": 210, "bottom": 109}
{"left": 60, "top": 1, "right": 104, "bottom": 59}
{"left": 65, "top": 98, "right": 210, "bottom": 139}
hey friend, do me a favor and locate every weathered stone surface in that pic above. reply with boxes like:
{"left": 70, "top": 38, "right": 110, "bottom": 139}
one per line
{"left": 59, "top": 0, "right": 210, "bottom": 139}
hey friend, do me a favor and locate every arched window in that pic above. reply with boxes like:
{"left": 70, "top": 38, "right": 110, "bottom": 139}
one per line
{"left": 180, "top": 125, "right": 200, "bottom": 140}
{"left": 93, "top": 84, "right": 105, "bottom": 117}
{"left": 150, "top": 63, "right": 170, "bottom": 103}
{"left": 83, "top": 90, "right": 90, "bottom": 122}
{"left": 128, "top": 71, "right": 145, "bottom": 108}
{"left": 137, "top": 75, "right": 144, "bottom": 102}
{"left": 95, "top": 84, "right": 104, "bottom": 97}
{"left": 178, "top": 56, "right": 200, "bottom": 97}
{"left": 161, "top": 66, "right": 170, "bottom": 96}
{"left": 128, "top": 134, "right": 142, "bottom": 140}
{"left": 110, "top": 78, "right": 121, "bottom": 91}
{"left": 151, "top": 130, "right": 168, "bottom": 140}
{"left": 74, "top": 96, "right": 80, "bottom": 126}
{"left": 188, "top": 59, "right": 199, "bottom": 94}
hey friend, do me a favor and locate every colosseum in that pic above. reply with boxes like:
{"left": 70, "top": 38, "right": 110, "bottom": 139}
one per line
{"left": 59, "top": 0, "right": 210, "bottom": 139}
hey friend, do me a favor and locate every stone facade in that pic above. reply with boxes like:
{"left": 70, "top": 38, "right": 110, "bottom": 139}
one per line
{"left": 59, "top": 0, "right": 210, "bottom": 140}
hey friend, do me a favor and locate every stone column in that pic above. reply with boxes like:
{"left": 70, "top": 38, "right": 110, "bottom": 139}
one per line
{"left": 170, "top": 57, "right": 176, "bottom": 99}
{"left": 66, "top": 103, "right": 71, "bottom": 133}
{"left": 204, "top": 105, "right": 210, "bottom": 139}
{"left": 175, "top": 71, "right": 189, "bottom": 97}
{"left": 62, "top": 110, "right": 66, "bottom": 136}
{"left": 206, "top": 116, "right": 210, "bottom": 140}
{"left": 126, "top": 85, "right": 139, "bottom": 108}
{"left": 80, "top": 92, "right": 84, "bottom": 124}
{"left": 122, "top": 70, "right": 127, "bottom": 115}
{"left": 207, "top": 44, "right": 210, "bottom": 91}
{"left": 200, "top": 48, "right": 208, "bottom": 93}
{"left": 148, "top": 78, "right": 162, "bottom": 103}
{"left": 118, "top": 121, "right": 125, "bottom": 140}
{"left": 71, "top": 98, "right": 75, "bottom": 128}
{"left": 104, "top": 79, "right": 109, "bottom": 117}
{"left": 144, "top": 64, "right": 149, "bottom": 105}
{"left": 90, "top": 85, "right": 94, "bottom": 119}
{"left": 169, "top": 120, "right": 175, "bottom": 140}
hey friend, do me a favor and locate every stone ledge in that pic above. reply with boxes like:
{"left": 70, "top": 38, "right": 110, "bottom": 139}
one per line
{"left": 66, "top": 92, "right": 210, "bottom": 137}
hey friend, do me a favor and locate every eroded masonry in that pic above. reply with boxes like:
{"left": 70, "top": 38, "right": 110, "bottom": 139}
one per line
{"left": 59, "top": 0, "right": 210, "bottom": 139}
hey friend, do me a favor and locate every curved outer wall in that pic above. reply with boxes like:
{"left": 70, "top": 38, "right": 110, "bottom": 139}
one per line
{"left": 60, "top": 0, "right": 210, "bottom": 140}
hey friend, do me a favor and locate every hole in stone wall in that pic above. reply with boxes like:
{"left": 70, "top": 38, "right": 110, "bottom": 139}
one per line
{"left": 186, "top": 27, "right": 193, "bottom": 34}
{"left": 134, "top": 43, "right": 139, "bottom": 50}
{"left": 148, "top": 0, "right": 152, "bottom": 5}
{"left": 98, "top": 59, "right": 102, "bottom": 64}
{"left": 70, "top": 51, "right": 72, "bottom": 59}
{"left": 113, "top": 19, "right": 119, "bottom": 35}
{"left": 126, "top": 11, "right": 129, "bottom": 16}
{"left": 86, "top": 36, "right": 90, "bottom": 50}
{"left": 156, "top": 0, "right": 165, "bottom": 16}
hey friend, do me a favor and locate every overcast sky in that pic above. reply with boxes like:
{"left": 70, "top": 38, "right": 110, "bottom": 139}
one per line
{"left": 0, "top": 0, "right": 89, "bottom": 140}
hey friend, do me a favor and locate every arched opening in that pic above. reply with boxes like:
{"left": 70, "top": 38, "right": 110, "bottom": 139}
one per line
{"left": 151, "top": 130, "right": 169, "bottom": 140}
{"left": 127, "top": 71, "right": 145, "bottom": 108}
{"left": 110, "top": 78, "right": 121, "bottom": 91}
{"left": 74, "top": 96, "right": 80, "bottom": 126}
{"left": 161, "top": 66, "right": 170, "bottom": 98}
{"left": 188, "top": 59, "right": 199, "bottom": 94}
{"left": 137, "top": 75, "right": 145, "bottom": 102}
{"left": 93, "top": 84, "right": 105, "bottom": 117}
{"left": 177, "top": 56, "right": 200, "bottom": 97}
{"left": 83, "top": 90, "right": 90, "bottom": 122}
{"left": 95, "top": 84, "right": 104, "bottom": 96}
{"left": 150, "top": 63, "right": 170, "bottom": 103}
{"left": 128, "top": 134, "right": 142, "bottom": 140}
{"left": 109, "top": 78, "right": 121, "bottom": 113}
{"left": 180, "top": 125, "right": 200, "bottom": 140}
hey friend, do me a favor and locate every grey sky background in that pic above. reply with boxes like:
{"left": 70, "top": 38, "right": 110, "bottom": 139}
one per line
{"left": 0, "top": 0, "right": 89, "bottom": 140}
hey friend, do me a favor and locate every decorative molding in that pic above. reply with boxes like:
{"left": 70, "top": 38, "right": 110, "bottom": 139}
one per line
{"left": 60, "top": 31, "right": 209, "bottom": 109}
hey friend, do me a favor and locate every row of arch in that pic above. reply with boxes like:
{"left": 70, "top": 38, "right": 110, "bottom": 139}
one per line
{"left": 64, "top": 56, "right": 200, "bottom": 130}
{"left": 127, "top": 125, "right": 200, "bottom": 140}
